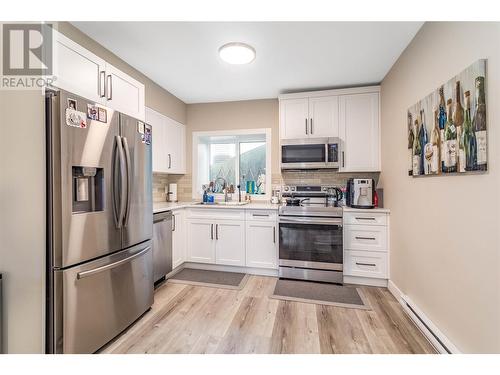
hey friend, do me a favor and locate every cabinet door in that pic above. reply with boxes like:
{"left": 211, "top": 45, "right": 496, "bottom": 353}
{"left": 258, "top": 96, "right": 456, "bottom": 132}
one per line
{"left": 172, "top": 211, "right": 185, "bottom": 269}
{"left": 146, "top": 107, "right": 168, "bottom": 173}
{"left": 245, "top": 222, "right": 277, "bottom": 269}
{"left": 279, "top": 98, "right": 309, "bottom": 139}
{"left": 105, "top": 63, "right": 145, "bottom": 120}
{"left": 164, "top": 117, "right": 186, "bottom": 174}
{"left": 309, "top": 96, "right": 339, "bottom": 138}
{"left": 186, "top": 219, "right": 215, "bottom": 264}
{"left": 215, "top": 221, "right": 245, "bottom": 266}
{"left": 52, "top": 31, "right": 106, "bottom": 104}
{"left": 339, "top": 93, "right": 380, "bottom": 172}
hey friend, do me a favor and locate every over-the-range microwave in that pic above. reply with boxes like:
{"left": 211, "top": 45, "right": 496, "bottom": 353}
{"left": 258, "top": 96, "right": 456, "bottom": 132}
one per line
{"left": 280, "top": 137, "right": 340, "bottom": 170}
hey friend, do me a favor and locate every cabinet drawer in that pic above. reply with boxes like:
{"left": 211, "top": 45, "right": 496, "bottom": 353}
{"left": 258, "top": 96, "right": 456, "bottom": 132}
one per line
{"left": 186, "top": 208, "right": 245, "bottom": 221}
{"left": 343, "top": 212, "right": 387, "bottom": 226}
{"left": 245, "top": 210, "right": 277, "bottom": 222}
{"left": 344, "top": 250, "right": 387, "bottom": 279}
{"left": 344, "top": 224, "right": 387, "bottom": 252}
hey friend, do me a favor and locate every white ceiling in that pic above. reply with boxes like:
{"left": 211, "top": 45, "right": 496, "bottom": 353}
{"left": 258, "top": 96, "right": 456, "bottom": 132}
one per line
{"left": 72, "top": 22, "right": 422, "bottom": 104}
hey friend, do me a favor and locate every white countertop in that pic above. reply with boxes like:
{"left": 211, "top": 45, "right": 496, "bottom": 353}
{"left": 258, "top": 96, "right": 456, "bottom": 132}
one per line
{"left": 153, "top": 201, "right": 281, "bottom": 214}
{"left": 342, "top": 206, "right": 390, "bottom": 214}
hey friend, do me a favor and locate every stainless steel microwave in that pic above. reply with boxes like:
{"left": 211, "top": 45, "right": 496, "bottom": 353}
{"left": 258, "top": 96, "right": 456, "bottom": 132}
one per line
{"left": 281, "top": 138, "right": 340, "bottom": 170}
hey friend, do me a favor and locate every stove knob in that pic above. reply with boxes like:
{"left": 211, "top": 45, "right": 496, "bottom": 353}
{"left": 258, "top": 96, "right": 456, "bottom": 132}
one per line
{"left": 291, "top": 186, "right": 296, "bottom": 192}
{"left": 283, "top": 186, "right": 289, "bottom": 192}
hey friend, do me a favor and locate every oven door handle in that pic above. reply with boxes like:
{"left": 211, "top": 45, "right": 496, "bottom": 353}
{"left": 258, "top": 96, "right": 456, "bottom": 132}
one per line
{"left": 279, "top": 217, "right": 343, "bottom": 226}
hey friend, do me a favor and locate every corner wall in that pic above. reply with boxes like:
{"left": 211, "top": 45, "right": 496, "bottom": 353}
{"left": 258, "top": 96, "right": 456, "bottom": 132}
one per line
{"left": 380, "top": 22, "right": 500, "bottom": 353}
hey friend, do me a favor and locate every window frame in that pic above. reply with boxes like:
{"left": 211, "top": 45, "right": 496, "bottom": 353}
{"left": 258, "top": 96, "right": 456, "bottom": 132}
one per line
{"left": 192, "top": 128, "right": 272, "bottom": 201}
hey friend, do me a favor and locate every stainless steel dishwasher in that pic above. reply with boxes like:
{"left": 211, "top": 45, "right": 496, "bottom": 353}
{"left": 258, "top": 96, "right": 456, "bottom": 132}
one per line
{"left": 152, "top": 211, "right": 173, "bottom": 284}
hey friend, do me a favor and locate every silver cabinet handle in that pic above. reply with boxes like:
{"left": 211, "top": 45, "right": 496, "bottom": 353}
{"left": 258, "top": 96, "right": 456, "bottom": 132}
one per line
{"left": 305, "top": 118, "right": 308, "bottom": 135}
{"left": 356, "top": 262, "right": 376, "bottom": 267}
{"left": 211, "top": 224, "right": 214, "bottom": 240}
{"left": 77, "top": 246, "right": 150, "bottom": 279}
{"left": 99, "top": 71, "right": 106, "bottom": 97}
{"left": 106, "top": 74, "right": 113, "bottom": 100}
{"left": 122, "top": 137, "right": 132, "bottom": 227}
{"left": 172, "top": 214, "right": 176, "bottom": 232}
{"left": 252, "top": 214, "right": 269, "bottom": 217}
{"left": 310, "top": 118, "right": 313, "bottom": 134}
{"left": 355, "top": 236, "right": 376, "bottom": 241}
{"left": 342, "top": 151, "right": 345, "bottom": 168}
{"left": 355, "top": 217, "right": 376, "bottom": 221}
{"left": 273, "top": 226, "right": 276, "bottom": 243}
{"left": 215, "top": 224, "right": 219, "bottom": 240}
{"left": 168, "top": 153, "right": 172, "bottom": 169}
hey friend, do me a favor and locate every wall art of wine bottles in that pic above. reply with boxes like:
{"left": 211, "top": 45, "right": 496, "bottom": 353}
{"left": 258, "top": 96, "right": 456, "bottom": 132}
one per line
{"left": 407, "top": 59, "right": 487, "bottom": 177}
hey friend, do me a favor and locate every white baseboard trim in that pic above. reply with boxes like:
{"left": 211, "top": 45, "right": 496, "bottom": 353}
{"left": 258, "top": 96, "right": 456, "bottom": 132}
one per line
{"left": 388, "top": 280, "right": 461, "bottom": 354}
{"left": 344, "top": 276, "right": 388, "bottom": 287}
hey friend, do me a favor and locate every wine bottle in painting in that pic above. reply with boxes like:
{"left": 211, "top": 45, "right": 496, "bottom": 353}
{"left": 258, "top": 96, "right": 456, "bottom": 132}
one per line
{"left": 429, "top": 109, "right": 441, "bottom": 174}
{"left": 462, "top": 90, "right": 477, "bottom": 171}
{"left": 438, "top": 86, "right": 447, "bottom": 172}
{"left": 473, "top": 76, "right": 487, "bottom": 171}
{"left": 443, "top": 98, "right": 457, "bottom": 173}
{"left": 412, "top": 118, "right": 421, "bottom": 176}
{"left": 407, "top": 112, "right": 414, "bottom": 176}
{"left": 419, "top": 109, "right": 428, "bottom": 174}
{"left": 453, "top": 81, "right": 465, "bottom": 172}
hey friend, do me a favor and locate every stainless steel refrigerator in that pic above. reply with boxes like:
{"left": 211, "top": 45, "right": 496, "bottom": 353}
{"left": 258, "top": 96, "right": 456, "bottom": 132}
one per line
{"left": 45, "top": 89, "right": 153, "bottom": 354}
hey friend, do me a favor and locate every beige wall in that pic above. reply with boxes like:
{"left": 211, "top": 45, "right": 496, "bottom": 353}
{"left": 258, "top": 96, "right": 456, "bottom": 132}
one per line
{"left": 56, "top": 22, "right": 187, "bottom": 124}
{"left": 380, "top": 22, "right": 500, "bottom": 353}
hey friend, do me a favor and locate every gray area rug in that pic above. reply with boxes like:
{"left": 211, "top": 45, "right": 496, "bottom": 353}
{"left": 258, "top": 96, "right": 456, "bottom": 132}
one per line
{"left": 270, "top": 279, "right": 371, "bottom": 310}
{"left": 168, "top": 268, "right": 249, "bottom": 290}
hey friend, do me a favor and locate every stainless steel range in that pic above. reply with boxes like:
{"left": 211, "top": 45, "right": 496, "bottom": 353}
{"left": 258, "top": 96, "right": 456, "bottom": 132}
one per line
{"left": 278, "top": 185, "right": 343, "bottom": 284}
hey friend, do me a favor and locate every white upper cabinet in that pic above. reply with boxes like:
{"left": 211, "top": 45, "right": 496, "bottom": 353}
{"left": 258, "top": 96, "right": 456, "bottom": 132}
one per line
{"left": 339, "top": 92, "right": 380, "bottom": 172}
{"left": 105, "top": 64, "right": 145, "bottom": 120}
{"left": 146, "top": 107, "right": 186, "bottom": 174}
{"left": 279, "top": 98, "right": 309, "bottom": 139}
{"left": 308, "top": 96, "right": 339, "bottom": 138}
{"left": 52, "top": 30, "right": 145, "bottom": 120}
{"left": 279, "top": 87, "right": 380, "bottom": 172}
{"left": 52, "top": 32, "right": 106, "bottom": 104}
{"left": 280, "top": 96, "right": 339, "bottom": 139}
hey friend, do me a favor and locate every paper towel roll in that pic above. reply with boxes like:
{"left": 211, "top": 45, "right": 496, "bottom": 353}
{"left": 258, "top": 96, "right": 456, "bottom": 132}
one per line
{"left": 168, "top": 183, "right": 178, "bottom": 202}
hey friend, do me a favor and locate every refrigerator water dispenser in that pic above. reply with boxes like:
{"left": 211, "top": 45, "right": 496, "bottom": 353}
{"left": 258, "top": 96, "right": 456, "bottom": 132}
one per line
{"left": 72, "top": 166, "right": 104, "bottom": 213}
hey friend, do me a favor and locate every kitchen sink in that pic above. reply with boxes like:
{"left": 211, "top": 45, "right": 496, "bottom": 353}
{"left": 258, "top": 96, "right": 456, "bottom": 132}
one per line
{"left": 195, "top": 201, "right": 249, "bottom": 206}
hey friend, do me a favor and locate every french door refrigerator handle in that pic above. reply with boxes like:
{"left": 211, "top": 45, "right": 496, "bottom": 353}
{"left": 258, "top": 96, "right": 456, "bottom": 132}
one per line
{"left": 76, "top": 246, "right": 151, "bottom": 280}
{"left": 113, "top": 135, "right": 127, "bottom": 228}
{"left": 122, "top": 137, "right": 132, "bottom": 227}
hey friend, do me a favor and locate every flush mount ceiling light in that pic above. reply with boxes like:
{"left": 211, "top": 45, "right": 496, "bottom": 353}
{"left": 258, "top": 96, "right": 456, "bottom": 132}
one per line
{"left": 218, "top": 42, "right": 256, "bottom": 65}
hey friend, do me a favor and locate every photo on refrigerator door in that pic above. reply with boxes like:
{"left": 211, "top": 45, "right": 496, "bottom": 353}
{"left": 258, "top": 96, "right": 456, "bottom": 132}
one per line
{"left": 407, "top": 59, "right": 487, "bottom": 177}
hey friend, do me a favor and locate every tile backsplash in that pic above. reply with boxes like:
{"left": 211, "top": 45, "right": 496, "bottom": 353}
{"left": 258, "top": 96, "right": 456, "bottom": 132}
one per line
{"left": 153, "top": 170, "right": 380, "bottom": 203}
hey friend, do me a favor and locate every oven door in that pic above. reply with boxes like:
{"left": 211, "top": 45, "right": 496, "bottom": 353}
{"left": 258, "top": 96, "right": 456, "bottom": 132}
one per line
{"left": 281, "top": 142, "right": 327, "bottom": 169}
{"left": 278, "top": 216, "right": 343, "bottom": 271}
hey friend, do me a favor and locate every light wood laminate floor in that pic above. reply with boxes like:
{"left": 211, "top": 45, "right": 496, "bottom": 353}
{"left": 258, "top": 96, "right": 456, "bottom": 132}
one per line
{"left": 99, "top": 276, "right": 436, "bottom": 354}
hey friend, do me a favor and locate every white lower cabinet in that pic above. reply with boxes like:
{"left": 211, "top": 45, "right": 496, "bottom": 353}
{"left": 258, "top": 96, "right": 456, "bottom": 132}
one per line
{"left": 245, "top": 221, "right": 277, "bottom": 269}
{"left": 343, "top": 211, "right": 389, "bottom": 282}
{"left": 186, "top": 219, "right": 215, "bottom": 264}
{"left": 172, "top": 210, "right": 185, "bottom": 269}
{"left": 185, "top": 215, "right": 246, "bottom": 266}
{"left": 215, "top": 221, "right": 246, "bottom": 266}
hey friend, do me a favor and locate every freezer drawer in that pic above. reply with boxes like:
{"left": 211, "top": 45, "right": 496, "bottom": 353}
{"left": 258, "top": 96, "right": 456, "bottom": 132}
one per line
{"left": 53, "top": 241, "right": 153, "bottom": 353}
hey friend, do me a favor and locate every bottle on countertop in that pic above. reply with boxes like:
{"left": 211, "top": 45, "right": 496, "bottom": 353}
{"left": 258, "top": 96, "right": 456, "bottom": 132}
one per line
{"left": 473, "top": 76, "right": 487, "bottom": 171}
